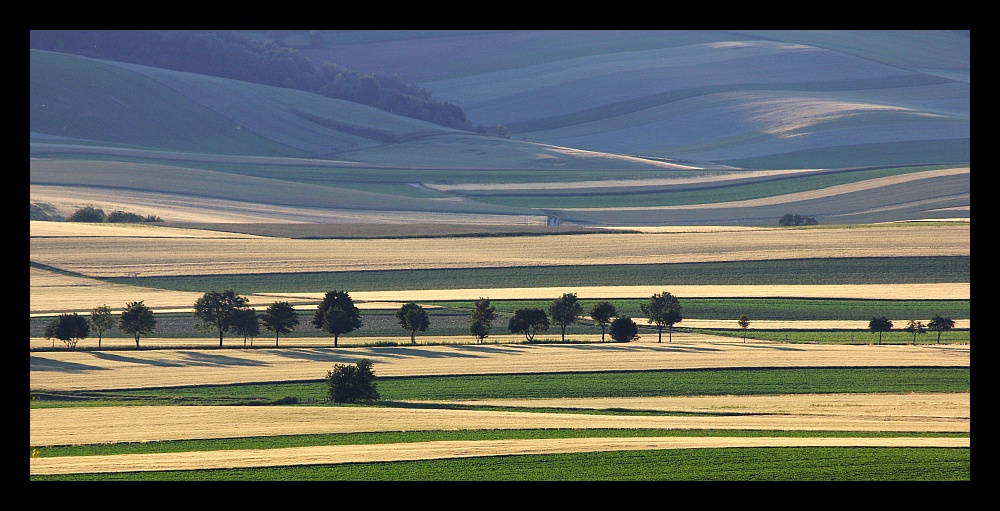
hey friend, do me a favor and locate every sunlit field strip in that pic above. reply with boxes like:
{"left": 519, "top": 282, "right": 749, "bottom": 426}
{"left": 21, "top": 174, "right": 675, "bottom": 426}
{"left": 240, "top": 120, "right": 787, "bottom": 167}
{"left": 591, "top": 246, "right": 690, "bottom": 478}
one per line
{"left": 29, "top": 342, "right": 971, "bottom": 392}
{"left": 29, "top": 224, "right": 970, "bottom": 277}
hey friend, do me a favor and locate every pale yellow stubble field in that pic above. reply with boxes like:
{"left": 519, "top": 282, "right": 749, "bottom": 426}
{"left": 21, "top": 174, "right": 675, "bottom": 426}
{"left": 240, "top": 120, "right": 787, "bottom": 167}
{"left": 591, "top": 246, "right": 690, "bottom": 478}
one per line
{"left": 29, "top": 223, "right": 970, "bottom": 278}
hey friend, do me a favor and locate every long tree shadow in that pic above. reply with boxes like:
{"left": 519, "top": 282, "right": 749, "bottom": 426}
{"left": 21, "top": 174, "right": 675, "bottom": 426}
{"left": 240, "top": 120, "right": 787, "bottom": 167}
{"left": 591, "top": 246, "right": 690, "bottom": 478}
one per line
{"left": 88, "top": 351, "right": 185, "bottom": 367}
{"left": 173, "top": 351, "right": 271, "bottom": 367}
{"left": 29, "top": 355, "right": 106, "bottom": 372}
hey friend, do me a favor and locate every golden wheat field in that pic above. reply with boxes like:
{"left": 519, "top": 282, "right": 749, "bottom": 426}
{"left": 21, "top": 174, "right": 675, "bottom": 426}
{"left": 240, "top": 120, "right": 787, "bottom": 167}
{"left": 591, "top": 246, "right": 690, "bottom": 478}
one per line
{"left": 29, "top": 218, "right": 969, "bottom": 476}
{"left": 29, "top": 222, "right": 969, "bottom": 278}
{"left": 29, "top": 340, "right": 970, "bottom": 475}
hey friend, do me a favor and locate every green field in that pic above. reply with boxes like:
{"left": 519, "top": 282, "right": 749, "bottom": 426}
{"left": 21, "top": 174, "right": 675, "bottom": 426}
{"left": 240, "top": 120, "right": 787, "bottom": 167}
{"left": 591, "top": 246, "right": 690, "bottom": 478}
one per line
{"left": 32, "top": 367, "right": 970, "bottom": 408}
{"left": 30, "top": 366, "right": 970, "bottom": 481}
{"left": 97, "top": 256, "right": 970, "bottom": 293}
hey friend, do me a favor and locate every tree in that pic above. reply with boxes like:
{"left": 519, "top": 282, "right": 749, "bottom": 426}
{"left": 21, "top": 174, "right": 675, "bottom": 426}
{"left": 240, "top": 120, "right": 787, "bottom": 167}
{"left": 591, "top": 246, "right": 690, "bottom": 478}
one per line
{"left": 231, "top": 307, "right": 260, "bottom": 347}
{"left": 313, "top": 291, "right": 362, "bottom": 347}
{"left": 508, "top": 308, "right": 549, "bottom": 343}
{"left": 260, "top": 301, "right": 300, "bottom": 347}
{"left": 590, "top": 301, "right": 618, "bottom": 342}
{"left": 66, "top": 206, "right": 106, "bottom": 222}
{"left": 927, "top": 314, "right": 956, "bottom": 343}
{"left": 469, "top": 297, "right": 497, "bottom": 344}
{"left": 903, "top": 319, "right": 927, "bottom": 345}
{"left": 89, "top": 304, "right": 114, "bottom": 348}
{"left": 193, "top": 290, "right": 249, "bottom": 347}
{"left": 548, "top": 293, "right": 583, "bottom": 342}
{"left": 119, "top": 301, "right": 156, "bottom": 349}
{"left": 396, "top": 302, "right": 430, "bottom": 344}
{"left": 46, "top": 313, "right": 90, "bottom": 350}
{"left": 737, "top": 314, "right": 751, "bottom": 343}
{"left": 326, "top": 359, "right": 380, "bottom": 403}
{"left": 609, "top": 316, "right": 639, "bottom": 343}
{"left": 640, "top": 292, "right": 683, "bottom": 343}
{"left": 868, "top": 316, "right": 893, "bottom": 345}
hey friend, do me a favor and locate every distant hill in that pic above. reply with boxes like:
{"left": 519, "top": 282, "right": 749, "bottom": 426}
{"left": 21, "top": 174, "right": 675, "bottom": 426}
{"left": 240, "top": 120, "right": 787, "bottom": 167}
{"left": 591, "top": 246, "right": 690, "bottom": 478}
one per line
{"left": 300, "top": 30, "right": 969, "bottom": 169}
{"left": 29, "top": 31, "right": 970, "bottom": 227}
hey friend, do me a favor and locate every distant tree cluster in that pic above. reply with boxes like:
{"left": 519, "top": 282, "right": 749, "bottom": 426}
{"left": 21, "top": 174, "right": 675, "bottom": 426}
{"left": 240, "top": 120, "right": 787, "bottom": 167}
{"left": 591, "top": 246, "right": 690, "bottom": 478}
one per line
{"left": 64, "top": 206, "right": 162, "bottom": 223}
{"left": 779, "top": 213, "right": 818, "bottom": 226}
{"left": 30, "top": 30, "right": 475, "bottom": 132}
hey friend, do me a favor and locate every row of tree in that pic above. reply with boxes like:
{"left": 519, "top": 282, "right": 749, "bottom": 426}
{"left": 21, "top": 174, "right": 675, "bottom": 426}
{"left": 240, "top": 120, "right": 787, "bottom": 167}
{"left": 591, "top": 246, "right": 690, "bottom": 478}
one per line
{"left": 867, "top": 315, "right": 956, "bottom": 345}
{"left": 40, "top": 289, "right": 958, "bottom": 350}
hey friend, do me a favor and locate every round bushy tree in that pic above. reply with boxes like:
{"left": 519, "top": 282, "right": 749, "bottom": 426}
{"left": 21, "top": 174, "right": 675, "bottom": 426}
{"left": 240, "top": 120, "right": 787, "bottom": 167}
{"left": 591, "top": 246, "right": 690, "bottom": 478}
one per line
{"left": 609, "top": 316, "right": 639, "bottom": 343}
{"left": 326, "top": 359, "right": 380, "bottom": 403}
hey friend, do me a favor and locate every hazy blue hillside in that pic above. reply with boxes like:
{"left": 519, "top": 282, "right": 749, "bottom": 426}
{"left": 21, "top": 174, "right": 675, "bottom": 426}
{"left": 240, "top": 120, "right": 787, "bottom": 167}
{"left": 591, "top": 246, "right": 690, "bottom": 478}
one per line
{"left": 301, "top": 30, "right": 970, "bottom": 169}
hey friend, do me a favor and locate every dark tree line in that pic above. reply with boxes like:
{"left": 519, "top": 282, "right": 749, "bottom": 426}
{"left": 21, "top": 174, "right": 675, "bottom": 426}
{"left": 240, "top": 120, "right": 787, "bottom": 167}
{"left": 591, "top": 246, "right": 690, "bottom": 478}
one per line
{"left": 29, "top": 30, "right": 474, "bottom": 131}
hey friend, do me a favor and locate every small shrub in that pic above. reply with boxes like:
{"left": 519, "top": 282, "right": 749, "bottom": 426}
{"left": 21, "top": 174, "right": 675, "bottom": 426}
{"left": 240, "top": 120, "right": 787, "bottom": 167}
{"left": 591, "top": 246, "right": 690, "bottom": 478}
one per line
{"left": 326, "top": 359, "right": 380, "bottom": 403}
{"left": 66, "top": 206, "right": 106, "bottom": 222}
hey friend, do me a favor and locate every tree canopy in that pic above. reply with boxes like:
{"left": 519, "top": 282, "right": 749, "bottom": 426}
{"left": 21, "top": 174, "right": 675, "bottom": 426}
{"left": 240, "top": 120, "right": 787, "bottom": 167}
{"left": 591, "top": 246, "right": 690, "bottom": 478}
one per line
{"left": 469, "top": 297, "right": 497, "bottom": 344}
{"left": 927, "top": 314, "right": 956, "bottom": 343}
{"left": 326, "top": 359, "right": 380, "bottom": 403}
{"left": 737, "top": 314, "right": 751, "bottom": 343}
{"left": 89, "top": 304, "right": 114, "bottom": 348}
{"left": 640, "top": 292, "right": 683, "bottom": 343}
{"left": 903, "top": 319, "right": 927, "bottom": 345}
{"left": 193, "top": 290, "right": 249, "bottom": 347}
{"left": 396, "top": 302, "right": 430, "bottom": 344}
{"left": 46, "top": 313, "right": 90, "bottom": 350}
{"left": 868, "top": 316, "right": 893, "bottom": 345}
{"left": 548, "top": 293, "right": 583, "bottom": 342}
{"left": 609, "top": 315, "right": 639, "bottom": 343}
{"left": 260, "top": 301, "right": 300, "bottom": 347}
{"left": 119, "top": 301, "right": 156, "bottom": 349}
{"left": 313, "top": 291, "right": 362, "bottom": 347}
{"left": 508, "top": 308, "right": 550, "bottom": 343}
{"left": 590, "top": 301, "right": 618, "bottom": 342}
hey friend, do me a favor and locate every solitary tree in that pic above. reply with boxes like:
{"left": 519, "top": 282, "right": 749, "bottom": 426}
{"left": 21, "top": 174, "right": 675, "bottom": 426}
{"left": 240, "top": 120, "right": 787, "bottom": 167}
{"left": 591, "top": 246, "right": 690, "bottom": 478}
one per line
{"left": 231, "top": 307, "right": 260, "bottom": 347}
{"left": 868, "top": 316, "right": 893, "bottom": 345}
{"left": 927, "top": 314, "right": 956, "bottom": 343}
{"left": 46, "top": 313, "right": 90, "bottom": 350}
{"left": 470, "top": 297, "right": 497, "bottom": 344}
{"left": 609, "top": 315, "right": 639, "bottom": 343}
{"left": 326, "top": 359, "right": 380, "bottom": 403}
{"left": 903, "top": 319, "right": 927, "bottom": 345}
{"left": 508, "top": 308, "right": 549, "bottom": 343}
{"left": 119, "top": 301, "right": 156, "bottom": 349}
{"left": 548, "top": 293, "right": 583, "bottom": 342}
{"left": 89, "top": 304, "right": 114, "bottom": 348}
{"left": 590, "top": 301, "right": 618, "bottom": 342}
{"left": 193, "top": 290, "right": 249, "bottom": 347}
{"left": 397, "top": 302, "right": 430, "bottom": 344}
{"left": 313, "top": 291, "right": 362, "bottom": 347}
{"left": 640, "top": 292, "right": 683, "bottom": 343}
{"left": 260, "top": 301, "right": 300, "bottom": 347}
{"left": 737, "top": 314, "right": 751, "bottom": 343}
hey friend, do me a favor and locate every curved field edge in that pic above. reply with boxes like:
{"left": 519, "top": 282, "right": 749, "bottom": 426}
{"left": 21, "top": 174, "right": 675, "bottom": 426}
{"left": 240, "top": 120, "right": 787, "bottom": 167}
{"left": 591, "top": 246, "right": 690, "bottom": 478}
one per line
{"left": 30, "top": 446, "right": 970, "bottom": 481}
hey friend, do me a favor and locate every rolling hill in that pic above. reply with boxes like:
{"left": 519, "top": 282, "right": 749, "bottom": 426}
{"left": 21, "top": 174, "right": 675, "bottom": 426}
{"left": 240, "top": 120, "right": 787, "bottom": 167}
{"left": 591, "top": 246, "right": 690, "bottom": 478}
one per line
{"left": 29, "top": 30, "right": 970, "bottom": 227}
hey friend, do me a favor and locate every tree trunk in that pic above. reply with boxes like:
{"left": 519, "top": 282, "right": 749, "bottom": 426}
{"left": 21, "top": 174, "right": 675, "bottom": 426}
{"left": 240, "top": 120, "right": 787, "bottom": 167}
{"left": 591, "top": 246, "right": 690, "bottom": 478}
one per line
{"left": 134, "top": 335, "right": 140, "bottom": 349}
{"left": 657, "top": 326, "right": 662, "bottom": 343}
{"left": 411, "top": 331, "right": 416, "bottom": 344}
{"left": 219, "top": 329, "right": 224, "bottom": 347}
{"left": 601, "top": 325, "right": 606, "bottom": 342}
{"left": 276, "top": 334, "right": 279, "bottom": 348}
{"left": 334, "top": 334, "right": 338, "bottom": 347}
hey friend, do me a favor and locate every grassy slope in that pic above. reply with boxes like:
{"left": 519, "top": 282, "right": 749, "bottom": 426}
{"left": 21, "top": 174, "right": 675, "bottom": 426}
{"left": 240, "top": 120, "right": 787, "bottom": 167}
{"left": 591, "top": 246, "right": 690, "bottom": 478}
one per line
{"left": 301, "top": 30, "right": 969, "bottom": 168}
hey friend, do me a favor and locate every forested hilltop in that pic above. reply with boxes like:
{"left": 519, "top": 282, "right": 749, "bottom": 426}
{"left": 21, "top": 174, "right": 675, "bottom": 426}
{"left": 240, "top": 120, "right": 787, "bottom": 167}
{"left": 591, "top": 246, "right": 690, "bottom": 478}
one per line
{"left": 28, "top": 30, "right": 475, "bottom": 132}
